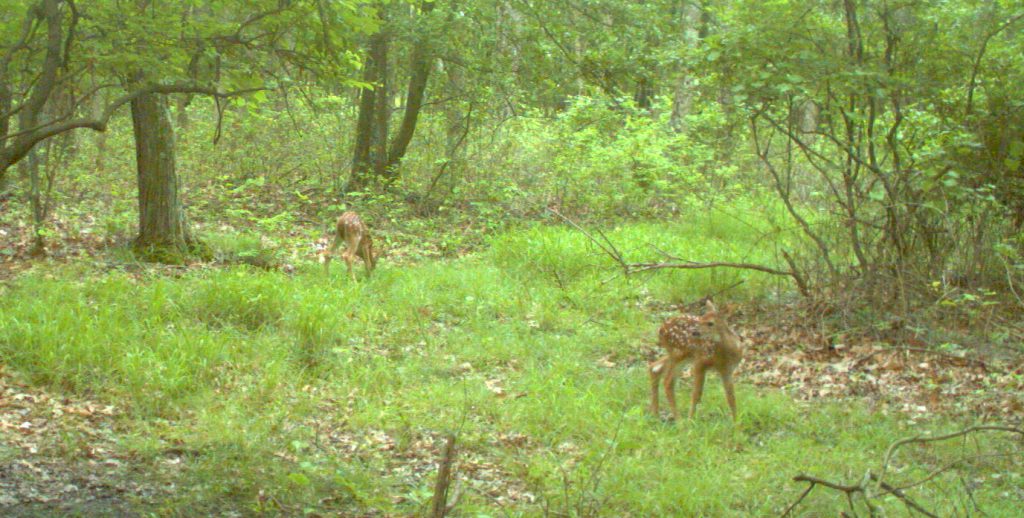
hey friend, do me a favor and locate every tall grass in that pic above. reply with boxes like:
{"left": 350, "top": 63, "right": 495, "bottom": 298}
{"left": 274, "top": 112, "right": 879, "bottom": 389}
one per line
{"left": 0, "top": 222, "right": 1017, "bottom": 515}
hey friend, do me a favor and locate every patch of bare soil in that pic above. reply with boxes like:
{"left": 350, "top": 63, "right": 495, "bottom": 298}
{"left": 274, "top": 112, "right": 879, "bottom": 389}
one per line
{"left": 0, "top": 367, "right": 178, "bottom": 516}
{"left": 284, "top": 388, "right": 537, "bottom": 514}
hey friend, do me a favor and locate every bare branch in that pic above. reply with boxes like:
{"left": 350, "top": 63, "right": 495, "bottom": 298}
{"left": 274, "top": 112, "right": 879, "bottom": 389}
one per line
{"left": 784, "top": 425, "right": 1024, "bottom": 516}
{"left": 1, "top": 82, "right": 271, "bottom": 174}
{"left": 547, "top": 208, "right": 629, "bottom": 274}
{"left": 549, "top": 208, "right": 810, "bottom": 296}
{"left": 430, "top": 434, "right": 458, "bottom": 518}
{"left": 629, "top": 260, "right": 794, "bottom": 277}
{"left": 878, "top": 425, "right": 1024, "bottom": 490}
{"left": 966, "top": 11, "right": 1024, "bottom": 116}
{"left": 779, "top": 480, "right": 816, "bottom": 518}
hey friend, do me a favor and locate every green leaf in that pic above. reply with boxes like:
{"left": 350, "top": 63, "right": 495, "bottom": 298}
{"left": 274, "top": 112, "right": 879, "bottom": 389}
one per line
{"left": 287, "top": 472, "right": 311, "bottom": 487}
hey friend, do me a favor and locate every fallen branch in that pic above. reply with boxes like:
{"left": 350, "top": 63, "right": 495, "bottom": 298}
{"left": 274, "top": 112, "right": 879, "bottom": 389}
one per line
{"left": 628, "top": 260, "right": 793, "bottom": 276}
{"left": 430, "top": 433, "right": 459, "bottom": 518}
{"left": 547, "top": 208, "right": 627, "bottom": 275}
{"left": 851, "top": 346, "right": 989, "bottom": 370}
{"left": 782, "top": 425, "right": 1024, "bottom": 517}
{"left": 548, "top": 208, "right": 808, "bottom": 295}
{"left": 784, "top": 473, "right": 936, "bottom": 517}
{"left": 877, "top": 425, "right": 1024, "bottom": 490}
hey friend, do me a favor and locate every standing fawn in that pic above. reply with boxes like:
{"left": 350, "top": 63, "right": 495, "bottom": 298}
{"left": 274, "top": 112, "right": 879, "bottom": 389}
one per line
{"left": 649, "top": 300, "right": 743, "bottom": 421}
{"left": 321, "top": 211, "right": 378, "bottom": 280}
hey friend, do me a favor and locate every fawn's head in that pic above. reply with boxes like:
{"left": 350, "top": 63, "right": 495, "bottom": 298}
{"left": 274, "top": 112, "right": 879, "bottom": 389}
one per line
{"left": 698, "top": 300, "right": 736, "bottom": 331}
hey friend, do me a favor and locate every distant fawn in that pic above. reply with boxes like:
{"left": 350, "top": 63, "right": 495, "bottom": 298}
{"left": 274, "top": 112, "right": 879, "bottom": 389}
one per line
{"left": 649, "top": 300, "right": 742, "bottom": 421}
{"left": 321, "top": 211, "right": 378, "bottom": 280}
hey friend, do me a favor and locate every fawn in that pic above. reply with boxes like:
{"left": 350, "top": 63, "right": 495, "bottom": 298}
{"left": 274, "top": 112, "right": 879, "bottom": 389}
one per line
{"left": 649, "top": 300, "right": 743, "bottom": 421}
{"left": 321, "top": 211, "right": 378, "bottom": 280}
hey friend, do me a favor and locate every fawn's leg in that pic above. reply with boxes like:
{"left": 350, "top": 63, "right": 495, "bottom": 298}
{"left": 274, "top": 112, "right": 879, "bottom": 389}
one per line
{"left": 721, "top": 370, "right": 738, "bottom": 421}
{"left": 360, "top": 245, "right": 373, "bottom": 277}
{"left": 688, "top": 360, "right": 711, "bottom": 419}
{"left": 323, "top": 237, "right": 341, "bottom": 275}
{"left": 345, "top": 253, "right": 356, "bottom": 281}
{"left": 661, "top": 356, "right": 682, "bottom": 421}
{"left": 345, "top": 234, "right": 362, "bottom": 281}
{"left": 648, "top": 355, "right": 670, "bottom": 415}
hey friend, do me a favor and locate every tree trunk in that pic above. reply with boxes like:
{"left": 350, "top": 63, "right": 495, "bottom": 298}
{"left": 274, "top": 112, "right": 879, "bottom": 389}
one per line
{"left": 27, "top": 145, "right": 45, "bottom": 256}
{"left": 634, "top": 76, "right": 653, "bottom": 110}
{"left": 370, "top": 34, "right": 390, "bottom": 179}
{"left": 131, "top": 91, "right": 192, "bottom": 261}
{"left": 92, "top": 93, "right": 109, "bottom": 174}
{"left": 0, "top": 0, "right": 63, "bottom": 182}
{"left": 0, "top": 82, "right": 11, "bottom": 198}
{"left": 176, "top": 94, "right": 192, "bottom": 130}
{"left": 670, "top": 1, "right": 704, "bottom": 132}
{"left": 349, "top": 29, "right": 390, "bottom": 192}
{"left": 18, "top": 85, "right": 45, "bottom": 256}
{"left": 444, "top": 61, "right": 467, "bottom": 176}
{"left": 386, "top": 2, "right": 436, "bottom": 173}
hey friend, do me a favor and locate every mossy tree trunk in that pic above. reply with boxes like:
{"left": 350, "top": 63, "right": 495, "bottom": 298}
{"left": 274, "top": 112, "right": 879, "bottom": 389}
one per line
{"left": 130, "top": 91, "right": 194, "bottom": 262}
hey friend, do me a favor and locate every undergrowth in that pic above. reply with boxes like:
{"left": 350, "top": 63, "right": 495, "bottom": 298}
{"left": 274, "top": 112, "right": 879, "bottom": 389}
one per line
{"left": 0, "top": 222, "right": 1019, "bottom": 515}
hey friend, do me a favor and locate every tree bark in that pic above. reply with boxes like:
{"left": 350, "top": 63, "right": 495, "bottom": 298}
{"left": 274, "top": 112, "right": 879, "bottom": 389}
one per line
{"left": 386, "top": 1, "right": 437, "bottom": 173}
{"left": 444, "top": 60, "right": 467, "bottom": 175}
{"left": 0, "top": 0, "right": 63, "bottom": 184}
{"left": 349, "top": 29, "right": 390, "bottom": 192}
{"left": 0, "top": 82, "right": 11, "bottom": 197}
{"left": 670, "top": 0, "right": 704, "bottom": 132}
{"left": 370, "top": 31, "right": 390, "bottom": 178}
{"left": 131, "top": 91, "right": 192, "bottom": 260}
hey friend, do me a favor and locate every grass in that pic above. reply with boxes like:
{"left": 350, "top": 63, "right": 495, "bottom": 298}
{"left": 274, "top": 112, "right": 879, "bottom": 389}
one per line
{"left": 1, "top": 220, "right": 1019, "bottom": 516}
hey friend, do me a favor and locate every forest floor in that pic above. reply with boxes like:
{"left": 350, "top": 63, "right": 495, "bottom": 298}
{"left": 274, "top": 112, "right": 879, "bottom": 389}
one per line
{"left": 2, "top": 318, "right": 1022, "bottom": 516}
{"left": 1, "top": 210, "right": 1023, "bottom": 516}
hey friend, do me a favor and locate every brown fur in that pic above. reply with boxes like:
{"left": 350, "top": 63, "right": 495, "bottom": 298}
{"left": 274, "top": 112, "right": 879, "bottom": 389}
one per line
{"left": 322, "top": 211, "right": 377, "bottom": 280}
{"left": 649, "top": 300, "right": 742, "bottom": 421}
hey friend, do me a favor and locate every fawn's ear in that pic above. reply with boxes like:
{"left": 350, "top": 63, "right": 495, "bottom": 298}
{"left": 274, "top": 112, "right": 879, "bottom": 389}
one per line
{"left": 722, "top": 303, "right": 738, "bottom": 316}
{"left": 704, "top": 299, "right": 717, "bottom": 313}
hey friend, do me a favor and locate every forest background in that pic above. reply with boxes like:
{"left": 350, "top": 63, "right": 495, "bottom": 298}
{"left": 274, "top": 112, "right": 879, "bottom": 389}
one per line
{"left": 1, "top": 0, "right": 1023, "bottom": 515}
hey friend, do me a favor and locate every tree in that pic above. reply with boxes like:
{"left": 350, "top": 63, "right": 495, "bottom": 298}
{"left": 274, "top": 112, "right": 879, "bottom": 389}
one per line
{"left": 348, "top": 1, "right": 440, "bottom": 192}
{"left": 704, "top": 0, "right": 1024, "bottom": 303}
{"left": 1, "top": 0, "right": 377, "bottom": 260}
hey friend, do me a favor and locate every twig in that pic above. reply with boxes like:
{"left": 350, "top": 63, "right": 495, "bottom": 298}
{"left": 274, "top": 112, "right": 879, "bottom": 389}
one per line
{"left": 877, "top": 425, "right": 1024, "bottom": 491}
{"left": 629, "top": 260, "right": 793, "bottom": 277}
{"left": 894, "top": 452, "right": 1016, "bottom": 492}
{"left": 851, "top": 346, "right": 989, "bottom": 370}
{"left": 549, "top": 208, "right": 806, "bottom": 293}
{"left": 779, "top": 481, "right": 816, "bottom": 517}
{"left": 430, "top": 434, "right": 458, "bottom": 518}
{"left": 870, "top": 474, "right": 938, "bottom": 518}
{"left": 784, "top": 425, "right": 1023, "bottom": 516}
{"left": 547, "top": 208, "right": 628, "bottom": 274}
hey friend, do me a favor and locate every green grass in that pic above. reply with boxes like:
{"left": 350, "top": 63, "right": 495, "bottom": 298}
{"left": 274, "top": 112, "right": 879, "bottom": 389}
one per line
{"left": 0, "top": 222, "right": 1019, "bottom": 516}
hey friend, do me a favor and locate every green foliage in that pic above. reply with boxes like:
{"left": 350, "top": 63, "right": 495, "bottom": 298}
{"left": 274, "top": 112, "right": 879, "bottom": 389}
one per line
{"left": 0, "top": 226, "right": 1019, "bottom": 514}
{"left": 206, "top": 231, "right": 283, "bottom": 270}
{"left": 2, "top": 0, "right": 1023, "bottom": 511}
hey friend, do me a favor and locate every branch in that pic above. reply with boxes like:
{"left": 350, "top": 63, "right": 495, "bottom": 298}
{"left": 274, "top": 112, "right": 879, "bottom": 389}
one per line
{"left": 547, "top": 208, "right": 628, "bottom": 275}
{"left": 965, "top": 11, "right": 1024, "bottom": 117}
{"left": 430, "top": 434, "right": 458, "bottom": 518}
{"left": 1, "top": 82, "right": 270, "bottom": 174}
{"left": 783, "top": 425, "right": 1024, "bottom": 517}
{"left": 870, "top": 474, "right": 938, "bottom": 518}
{"left": 0, "top": 0, "right": 41, "bottom": 74}
{"left": 877, "top": 425, "right": 1024, "bottom": 490}
{"left": 778, "top": 480, "right": 816, "bottom": 518}
{"left": 629, "top": 260, "right": 794, "bottom": 277}
{"left": 549, "top": 208, "right": 808, "bottom": 295}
